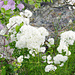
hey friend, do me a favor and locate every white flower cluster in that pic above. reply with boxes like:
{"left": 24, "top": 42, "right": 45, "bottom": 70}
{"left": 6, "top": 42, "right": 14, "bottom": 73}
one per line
{"left": 16, "top": 25, "right": 49, "bottom": 53}
{"left": 0, "top": 10, "right": 32, "bottom": 35}
{"left": 20, "top": 9, "right": 32, "bottom": 18}
{"left": 45, "top": 65, "right": 57, "bottom": 72}
{"left": 67, "top": 0, "right": 75, "bottom": 5}
{"left": 7, "top": 10, "right": 31, "bottom": 33}
{"left": 0, "top": 28, "right": 7, "bottom": 35}
{"left": 0, "top": 9, "right": 49, "bottom": 54}
{"left": 24, "top": 54, "right": 30, "bottom": 59}
{"left": 44, "top": 30, "right": 75, "bottom": 72}
{"left": 46, "top": 38, "right": 54, "bottom": 47}
{"left": 67, "top": 0, "right": 75, "bottom": 9}
{"left": 42, "top": 55, "right": 53, "bottom": 64}
{"left": 57, "top": 30, "right": 75, "bottom": 55}
{"left": 42, "top": 55, "right": 56, "bottom": 72}
{"left": 43, "top": 54, "right": 68, "bottom": 72}
{"left": 17, "top": 55, "right": 23, "bottom": 63}
{"left": 17, "top": 55, "right": 23, "bottom": 67}
{"left": 10, "top": 10, "right": 48, "bottom": 53}
{"left": 53, "top": 54, "right": 68, "bottom": 64}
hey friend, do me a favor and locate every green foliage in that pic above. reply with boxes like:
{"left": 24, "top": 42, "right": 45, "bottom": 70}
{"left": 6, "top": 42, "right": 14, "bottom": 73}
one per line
{"left": 1, "top": 66, "right": 6, "bottom": 75}
{"left": 15, "top": 23, "right": 23, "bottom": 33}
{"left": 1, "top": 8, "right": 5, "bottom": 13}
{"left": 4, "top": 1, "right": 8, "bottom": 5}
{"left": 45, "top": 0, "right": 47, "bottom": 2}
{"left": 16, "top": 0, "right": 20, "bottom": 4}
{"left": 24, "top": 0, "right": 28, "bottom": 3}
{"left": 28, "top": 0, "right": 53, "bottom": 8}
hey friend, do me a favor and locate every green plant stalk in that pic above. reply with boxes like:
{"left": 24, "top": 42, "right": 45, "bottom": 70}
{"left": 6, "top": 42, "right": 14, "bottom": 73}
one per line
{"left": 24, "top": 0, "right": 28, "bottom": 3}
{"left": 45, "top": 0, "right": 47, "bottom": 2}
{"left": 41, "top": 53, "right": 44, "bottom": 75}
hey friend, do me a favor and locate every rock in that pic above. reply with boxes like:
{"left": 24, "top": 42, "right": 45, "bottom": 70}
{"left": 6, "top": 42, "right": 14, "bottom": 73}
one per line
{"left": 30, "top": 5, "right": 75, "bottom": 38}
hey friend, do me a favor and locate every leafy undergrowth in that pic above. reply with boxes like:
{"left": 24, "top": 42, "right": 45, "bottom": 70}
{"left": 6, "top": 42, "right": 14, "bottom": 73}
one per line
{"left": 0, "top": 43, "right": 75, "bottom": 75}
{"left": 15, "top": 43, "right": 75, "bottom": 75}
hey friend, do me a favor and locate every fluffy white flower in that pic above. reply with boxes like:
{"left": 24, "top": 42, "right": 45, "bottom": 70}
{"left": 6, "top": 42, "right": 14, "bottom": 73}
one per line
{"left": 10, "top": 34, "right": 16, "bottom": 41}
{"left": 47, "top": 55, "right": 53, "bottom": 64}
{"left": 47, "top": 61, "right": 53, "bottom": 64}
{"left": 32, "top": 53, "right": 35, "bottom": 57}
{"left": 38, "top": 27, "right": 49, "bottom": 36}
{"left": 17, "top": 55, "right": 23, "bottom": 63}
{"left": 66, "top": 51, "right": 71, "bottom": 56}
{"left": 42, "top": 56, "right": 46, "bottom": 62}
{"left": 16, "top": 25, "right": 48, "bottom": 52}
{"left": 60, "top": 30, "right": 75, "bottom": 46}
{"left": 0, "top": 28, "right": 7, "bottom": 35}
{"left": 73, "top": 6, "right": 75, "bottom": 9}
{"left": 7, "top": 15, "right": 30, "bottom": 31}
{"left": 53, "top": 54, "right": 68, "bottom": 64}
{"left": 45, "top": 65, "right": 57, "bottom": 72}
{"left": 9, "top": 16, "right": 23, "bottom": 25}
{"left": 69, "top": 19, "right": 72, "bottom": 24}
{"left": 42, "top": 56, "right": 46, "bottom": 60}
{"left": 46, "top": 38, "right": 54, "bottom": 47}
{"left": 67, "top": 0, "right": 75, "bottom": 5}
{"left": 20, "top": 12, "right": 24, "bottom": 16}
{"left": 39, "top": 47, "right": 46, "bottom": 53}
{"left": 59, "top": 63, "right": 64, "bottom": 67}
{"left": 24, "top": 54, "right": 30, "bottom": 59}
{"left": 24, "top": 9, "right": 32, "bottom": 18}
{"left": 57, "top": 40, "right": 68, "bottom": 53}
{"left": 23, "top": 18, "right": 29, "bottom": 25}
{"left": 48, "top": 38, "right": 54, "bottom": 45}
{"left": 68, "top": 6, "right": 72, "bottom": 10}
{"left": 47, "top": 55, "right": 52, "bottom": 61}
{"left": 57, "top": 31, "right": 75, "bottom": 55}
{"left": 29, "top": 50, "right": 33, "bottom": 54}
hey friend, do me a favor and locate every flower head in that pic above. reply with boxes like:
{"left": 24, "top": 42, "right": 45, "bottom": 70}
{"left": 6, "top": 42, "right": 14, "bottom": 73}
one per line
{"left": 17, "top": 55, "right": 23, "bottom": 63}
{"left": 45, "top": 65, "right": 57, "bottom": 72}
{"left": 24, "top": 9, "right": 32, "bottom": 18}
{"left": 17, "top": 3, "right": 24, "bottom": 11}
{"left": 2, "top": 0, "right": 15, "bottom": 10}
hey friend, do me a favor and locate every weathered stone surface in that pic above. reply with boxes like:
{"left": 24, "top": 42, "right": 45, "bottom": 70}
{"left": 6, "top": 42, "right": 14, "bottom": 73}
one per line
{"left": 30, "top": 5, "right": 75, "bottom": 38}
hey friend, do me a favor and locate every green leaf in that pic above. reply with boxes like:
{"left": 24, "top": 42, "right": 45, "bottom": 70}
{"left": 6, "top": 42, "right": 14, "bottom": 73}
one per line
{"left": 29, "top": 1, "right": 34, "bottom": 5}
{"left": 3, "top": 35, "right": 9, "bottom": 37}
{"left": 24, "top": 0, "right": 28, "bottom": 3}
{"left": 5, "top": 45, "right": 8, "bottom": 47}
{"left": 0, "top": 15, "right": 3, "bottom": 19}
{"left": 1, "top": 20, "right": 5, "bottom": 24}
{"left": 45, "top": 0, "right": 47, "bottom": 2}
{"left": 20, "top": 22, "right": 24, "bottom": 27}
{"left": 15, "top": 25, "right": 20, "bottom": 33}
{"left": 1, "top": 66, "right": 6, "bottom": 75}
{"left": 1, "top": 8, "right": 5, "bottom": 13}
{"left": 16, "top": 0, "right": 20, "bottom": 4}
{"left": 51, "top": 0, "right": 53, "bottom": 3}
{"left": 73, "top": 20, "right": 75, "bottom": 23}
{"left": 5, "top": 10, "right": 11, "bottom": 14}
{"left": 4, "top": 1, "right": 7, "bottom": 5}
{"left": 35, "top": 3, "right": 40, "bottom": 8}
{"left": 5, "top": 15, "right": 10, "bottom": 19}
{"left": 38, "top": 0, "right": 42, "bottom": 2}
